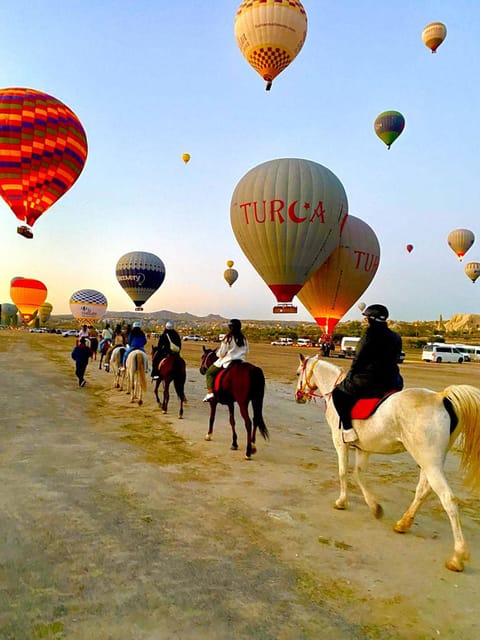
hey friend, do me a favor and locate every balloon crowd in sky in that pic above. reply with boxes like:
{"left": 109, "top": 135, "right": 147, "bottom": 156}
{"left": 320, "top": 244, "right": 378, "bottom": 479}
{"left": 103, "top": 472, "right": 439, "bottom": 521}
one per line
{"left": 0, "top": 2, "right": 475, "bottom": 331}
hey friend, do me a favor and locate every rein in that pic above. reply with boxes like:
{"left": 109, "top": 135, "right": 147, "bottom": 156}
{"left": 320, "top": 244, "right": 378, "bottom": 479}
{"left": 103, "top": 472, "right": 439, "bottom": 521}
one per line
{"left": 296, "top": 357, "right": 343, "bottom": 403}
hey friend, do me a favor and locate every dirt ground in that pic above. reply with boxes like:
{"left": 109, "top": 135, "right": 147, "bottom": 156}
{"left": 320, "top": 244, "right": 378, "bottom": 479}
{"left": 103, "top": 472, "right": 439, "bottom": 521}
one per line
{"left": 1, "top": 332, "right": 480, "bottom": 640}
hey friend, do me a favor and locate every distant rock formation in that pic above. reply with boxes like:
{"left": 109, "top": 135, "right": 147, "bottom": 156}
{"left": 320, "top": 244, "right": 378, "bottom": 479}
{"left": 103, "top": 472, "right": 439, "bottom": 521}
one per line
{"left": 444, "top": 314, "right": 480, "bottom": 332}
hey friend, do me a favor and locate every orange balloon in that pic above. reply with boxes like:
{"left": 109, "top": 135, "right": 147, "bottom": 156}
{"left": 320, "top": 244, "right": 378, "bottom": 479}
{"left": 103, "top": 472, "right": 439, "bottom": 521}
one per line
{"left": 10, "top": 277, "right": 47, "bottom": 322}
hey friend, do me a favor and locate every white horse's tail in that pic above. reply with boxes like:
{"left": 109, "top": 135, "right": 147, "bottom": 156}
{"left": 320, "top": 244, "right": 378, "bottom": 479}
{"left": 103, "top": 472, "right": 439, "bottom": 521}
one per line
{"left": 136, "top": 351, "right": 148, "bottom": 392}
{"left": 441, "top": 384, "right": 480, "bottom": 489}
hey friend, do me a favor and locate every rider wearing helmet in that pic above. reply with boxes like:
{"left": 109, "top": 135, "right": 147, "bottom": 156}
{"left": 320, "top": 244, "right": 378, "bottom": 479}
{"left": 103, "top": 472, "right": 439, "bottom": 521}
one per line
{"left": 331, "top": 304, "right": 403, "bottom": 443}
{"left": 151, "top": 320, "right": 182, "bottom": 380}
{"left": 203, "top": 319, "right": 248, "bottom": 402}
{"left": 122, "top": 321, "right": 147, "bottom": 368}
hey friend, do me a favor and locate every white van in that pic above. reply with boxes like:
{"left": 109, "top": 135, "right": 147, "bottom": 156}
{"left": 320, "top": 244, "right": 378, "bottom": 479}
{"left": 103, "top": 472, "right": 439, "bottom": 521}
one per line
{"left": 422, "top": 343, "right": 464, "bottom": 363}
{"left": 455, "top": 344, "right": 480, "bottom": 362}
{"left": 296, "top": 338, "right": 312, "bottom": 347}
{"left": 340, "top": 337, "right": 361, "bottom": 357}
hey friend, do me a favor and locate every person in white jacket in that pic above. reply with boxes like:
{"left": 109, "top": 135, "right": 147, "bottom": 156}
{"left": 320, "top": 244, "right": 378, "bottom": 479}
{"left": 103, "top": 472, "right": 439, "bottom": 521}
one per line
{"left": 203, "top": 319, "right": 248, "bottom": 401}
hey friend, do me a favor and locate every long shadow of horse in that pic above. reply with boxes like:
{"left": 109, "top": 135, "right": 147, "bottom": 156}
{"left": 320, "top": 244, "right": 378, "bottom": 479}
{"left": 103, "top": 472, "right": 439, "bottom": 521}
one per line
{"left": 200, "top": 347, "right": 269, "bottom": 460}
{"left": 151, "top": 349, "right": 187, "bottom": 418}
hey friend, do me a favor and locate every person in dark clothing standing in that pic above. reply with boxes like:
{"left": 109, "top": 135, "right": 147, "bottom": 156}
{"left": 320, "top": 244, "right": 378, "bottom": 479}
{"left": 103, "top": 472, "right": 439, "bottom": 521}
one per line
{"left": 151, "top": 320, "right": 182, "bottom": 380}
{"left": 332, "top": 304, "right": 403, "bottom": 443}
{"left": 71, "top": 337, "right": 92, "bottom": 387}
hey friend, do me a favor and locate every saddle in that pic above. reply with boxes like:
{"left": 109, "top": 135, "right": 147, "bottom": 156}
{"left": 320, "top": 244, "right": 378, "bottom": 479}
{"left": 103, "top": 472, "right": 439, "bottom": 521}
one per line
{"left": 350, "top": 390, "right": 398, "bottom": 420}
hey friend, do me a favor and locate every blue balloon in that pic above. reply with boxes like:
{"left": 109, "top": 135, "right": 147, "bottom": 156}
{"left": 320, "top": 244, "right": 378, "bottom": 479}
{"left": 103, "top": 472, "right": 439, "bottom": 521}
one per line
{"left": 116, "top": 251, "right": 166, "bottom": 309}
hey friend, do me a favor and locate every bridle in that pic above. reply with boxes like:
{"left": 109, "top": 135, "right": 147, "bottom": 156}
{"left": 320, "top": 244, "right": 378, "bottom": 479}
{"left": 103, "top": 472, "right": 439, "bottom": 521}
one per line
{"left": 296, "top": 356, "right": 343, "bottom": 403}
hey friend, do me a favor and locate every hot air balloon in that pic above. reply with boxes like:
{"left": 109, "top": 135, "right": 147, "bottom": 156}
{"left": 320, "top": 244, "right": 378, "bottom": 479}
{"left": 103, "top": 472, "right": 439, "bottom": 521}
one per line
{"left": 358, "top": 302, "right": 366, "bottom": 312}
{"left": 116, "top": 251, "right": 166, "bottom": 310}
{"left": 447, "top": 229, "right": 475, "bottom": 261}
{"left": 234, "top": 0, "right": 308, "bottom": 91}
{"left": 224, "top": 260, "right": 239, "bottom": 287}
{"left": 10, "top": 278, "right": 47, "bottom": 322}
{"left": 464, "top": 262, "right": 480, "bottom": 284}
{"left": 38, "top": 301, "right": 53, "bottom": 324}
{"left": 406, "top": 244, "right": 414, "bottom": 253}
{"left": 0, "top": 302, "right": 17, "bottom": 325}
{"left": 69, "top": 289, "right": 107, "bottom": 326}
{"left": 297, "top": 215, "right": 380, "bottom": 333}
{"left": 230, "top": 158, "right": 348, "bottom": 313}
{"left": 422, "top": 22, "right": 447, "bottom": 53}
{"left": 182, "top": 153, "right": 191, "bottom": 164}
{"left": 0, "top": 88, "right": 88, "bottom": 238}
{"left": 374, "top": 111, "right": 405, "bottom": 149}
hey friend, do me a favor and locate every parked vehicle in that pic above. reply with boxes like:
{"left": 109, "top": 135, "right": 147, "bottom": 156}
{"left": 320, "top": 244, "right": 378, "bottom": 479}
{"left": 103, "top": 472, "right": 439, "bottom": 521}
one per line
{"left": 422, "top": 343, "right": 464, "bottom": 363}
{"left": 454, "top": 344, "right": 480, "bottom": 362}
{"left": 340, "top": 337, "right": 360, "bottom": 357}
{"left": 62, "top": 329, "right": 79, "bottom": 337}
{"left": 183, "top": 335, "right": 202, "bottom": 341}
{"left": 271, "top": 337, "right": 293, "bottom": 346}
{"left": 296, "top": 338, "right": 312, "bottom": 347}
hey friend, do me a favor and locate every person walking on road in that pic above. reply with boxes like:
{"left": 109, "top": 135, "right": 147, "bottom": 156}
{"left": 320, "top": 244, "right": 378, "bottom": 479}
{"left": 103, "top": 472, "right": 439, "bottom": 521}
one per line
{"left": 71, "top": 337, "right": 92, "bottom": 387}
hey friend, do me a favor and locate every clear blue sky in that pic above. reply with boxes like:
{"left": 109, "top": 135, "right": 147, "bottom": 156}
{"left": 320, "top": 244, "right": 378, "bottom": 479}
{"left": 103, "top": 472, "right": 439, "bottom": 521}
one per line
{"left": 1, "top": 1, "right": 479, "bottom": 323}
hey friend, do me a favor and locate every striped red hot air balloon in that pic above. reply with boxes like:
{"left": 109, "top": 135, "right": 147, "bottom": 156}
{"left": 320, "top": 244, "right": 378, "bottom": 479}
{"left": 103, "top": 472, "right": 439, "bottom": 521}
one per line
{"left": 0, "top": 87, "right": 88, "bottom": 238}
{"left": 10, "top": 277, "right": 47, "bottom": 322}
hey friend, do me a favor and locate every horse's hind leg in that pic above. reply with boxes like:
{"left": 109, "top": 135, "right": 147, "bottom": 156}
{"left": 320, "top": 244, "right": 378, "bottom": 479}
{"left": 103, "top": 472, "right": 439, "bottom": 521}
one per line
{"left": 353, "top": 450, "right": 383, "bottom": 518}
{"left": 394, "top": 469, "right": 431, "bottom": 533}
{"left": 238, "top": 404, "right": 253, "bottom": 459}
{"left": 205, "top": 403, "right": 217, "bottom": 441}
{"left": 228, "top": 402, "right": 238, "bottom": 451}
{"left": 162, "top": 381, "right": 170, "bottom": 414}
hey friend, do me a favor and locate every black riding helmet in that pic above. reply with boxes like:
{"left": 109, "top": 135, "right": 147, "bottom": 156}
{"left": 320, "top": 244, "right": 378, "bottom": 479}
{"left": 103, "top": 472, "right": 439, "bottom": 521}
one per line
{"left": 362, "top": 304, "right": 389, "bottom": 322}
{"left": 228, "top": 318, "right": 242, "bottom": 331}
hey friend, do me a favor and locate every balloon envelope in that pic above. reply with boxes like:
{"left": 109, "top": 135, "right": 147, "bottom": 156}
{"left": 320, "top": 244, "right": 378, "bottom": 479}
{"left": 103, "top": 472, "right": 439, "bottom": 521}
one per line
{"left": 69, "top": 289, "right": 107, "bottom": 325}
{"left": 298, "top": 215, "right": 380, "bottom": 333}
{"left": 38, "top": 301, "right": 53, "bottom": 324}
{"left": 406, "top": 244, "right": 414, "bottom": 253}
{"left": 234, "top": 0, "right": 308, "bottom": 90}
{"left": 464, "top": 262, "right": 480, "bottom": 283}
{"left": 10, "top": 278, "right": 47, "bottom": 322}
{"left": 422, "top": 22, "right": 447, "bottom": 53}
{"left": 374, "top": 111, "right": 405, "bottom": 149}
{"left": 230, "top": 158, "right": 348, "bottom": 312}
{"left": 0, "top": 88, "right": 88, "bottom": 234}
{"left": 116, "top": 251, "right": 166, "bottom": 309}
{"left": 358, "top": 302, "right": 366, "bottom": 312}
{"left": 447, "top": 229, "right": 475, "bottom": 261}
{"left": 182, "top": 153, "right": 190, "bottom": 164}
{"left": 1, "top": 302, "right": 17, "bottom": 323}
{"left": 224, "top": 268, "right": 239, "bottom": 287}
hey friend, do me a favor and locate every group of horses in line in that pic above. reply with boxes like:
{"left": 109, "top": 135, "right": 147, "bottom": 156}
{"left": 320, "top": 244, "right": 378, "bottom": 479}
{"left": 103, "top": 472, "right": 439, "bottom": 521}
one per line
{"left": 94, "top": 338, "right": 480, "bottom": 573}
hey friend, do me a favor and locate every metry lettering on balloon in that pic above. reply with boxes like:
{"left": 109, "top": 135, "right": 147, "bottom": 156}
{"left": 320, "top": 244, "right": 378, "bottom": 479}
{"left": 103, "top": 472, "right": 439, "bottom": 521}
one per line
{"left": 238, "top": 200, "right": 326, "bottom": 224}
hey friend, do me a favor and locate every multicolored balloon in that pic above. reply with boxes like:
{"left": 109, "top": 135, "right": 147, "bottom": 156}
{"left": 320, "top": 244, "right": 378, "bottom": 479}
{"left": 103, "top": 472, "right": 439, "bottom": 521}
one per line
{"left": 10, "top": 277, "right": 47, "bottom": 322}
{"left": 234, "top": 0, "right": 308, "bottom": 91}
{"left": 374, "top": 111, "right": 405, "bottom": 149}
{"left": 182, "top": 153, "right": 191, "bottom": 164}
{"left": 38, "top": 301, "right": 53, "bottom": 324}
{"left": 422, "top": 22, "right": 447, "bottom": 53}
{"left": 230, "top": 158, "right": 348, "bottom": 313}
{"left": 358, "top": 302, "right": 366, "bottom": 312}
{"left": 464, "top": 262, "right": 480, "bottom": 284}
{"left": 69, "top": 289, "right": 107, "bottom": 326}
{"left": 1, "top": 302, "right": 17, "bottom": 324}
{"left": 298, "top": 215, "right": 380, "bottom": 333}
{"left": 224, "top": 260, "right": 239, "bottom": 287}
{"left": 406, "top": 244, "right": 414, "bottom": 253}
{"left": 447, "top": 229, "right": 475, "bottom": 261}
{"left": 0, "top": 88, "right": 88, "bottom": 238}
{"left": 116, "top": 251, "right": 166, "bottom": 310}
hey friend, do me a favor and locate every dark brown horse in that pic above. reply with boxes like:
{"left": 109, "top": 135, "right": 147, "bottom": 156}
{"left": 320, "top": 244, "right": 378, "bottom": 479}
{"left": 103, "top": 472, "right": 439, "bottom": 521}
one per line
{"left": 199, "top": 347, "right": 269, "bottom": 459}
{"left": 98, "top": 339, "right": 111, "bottom": 369}
{"left": 152, "top": 349, "right": 187, "bottom": 418}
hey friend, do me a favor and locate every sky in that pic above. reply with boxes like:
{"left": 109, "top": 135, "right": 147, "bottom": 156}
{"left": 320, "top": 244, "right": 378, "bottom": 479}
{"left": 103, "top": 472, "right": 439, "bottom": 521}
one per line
{"left": 1, "top": 1, "right": 479, "bottom": 324}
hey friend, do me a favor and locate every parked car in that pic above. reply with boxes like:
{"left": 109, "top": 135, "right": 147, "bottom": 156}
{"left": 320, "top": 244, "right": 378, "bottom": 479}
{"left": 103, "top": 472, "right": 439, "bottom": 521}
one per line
{"left": 183, "top": 335, "right": 202, "bottom": 341}
{"left": 296, "top": 338, "right": 313, "bottom": 347}
{"left": 422, "top": 343, "right": 464, "bottom": 363}
{"left": 62, "top": 329, "right": 79, "bottom": 337}
{"left": 271, "top": 337, "right": 293, "bottom": 346}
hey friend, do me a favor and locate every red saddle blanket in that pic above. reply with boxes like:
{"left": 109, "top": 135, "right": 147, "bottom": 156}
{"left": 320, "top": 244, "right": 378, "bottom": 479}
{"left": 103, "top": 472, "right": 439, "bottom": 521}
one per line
{"left": 350, "top": 391, "right": 398, "bottom": 419}
{"left": 213, "top": 368, "right": 228, "bottom": 392}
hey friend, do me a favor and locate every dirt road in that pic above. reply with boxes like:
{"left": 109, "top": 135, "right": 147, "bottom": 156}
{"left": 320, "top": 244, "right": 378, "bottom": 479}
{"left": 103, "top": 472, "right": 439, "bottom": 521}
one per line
{"left": 1, "top": 333, "right": 479, "bottom": 639}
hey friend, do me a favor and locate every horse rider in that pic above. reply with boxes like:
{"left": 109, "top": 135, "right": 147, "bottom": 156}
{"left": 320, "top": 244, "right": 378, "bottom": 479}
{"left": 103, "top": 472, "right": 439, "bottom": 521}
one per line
{"left": 151, "top": 320, "right": 182, "bottom": 380}
{"left": 203, "top": 319, "right": 248, "bottom": 402}
{"left": 121, "top": 321, "right": 147, "bottom": 369}
{"left": 331, "top": 304, "right": 404, "bottom": 443}
{"left": 98, "top": 323, "right": 113, "bottom": 353}
{"left": 103, "top": 324, "right": 125, "bottom": 372}
{"left": 77, "top": 324, "right": 89, "bottom": 343}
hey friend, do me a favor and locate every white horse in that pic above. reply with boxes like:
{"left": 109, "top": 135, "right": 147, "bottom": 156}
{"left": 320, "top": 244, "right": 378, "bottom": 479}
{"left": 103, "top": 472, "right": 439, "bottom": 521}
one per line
{"left": 110, "top": 346, "right": 126, "bottom": 389}
{"left": 295, "top": 354, "right": 480, "bottom": 572}
{"left": 125, "top": 349, "right": 149, "bottom": 405}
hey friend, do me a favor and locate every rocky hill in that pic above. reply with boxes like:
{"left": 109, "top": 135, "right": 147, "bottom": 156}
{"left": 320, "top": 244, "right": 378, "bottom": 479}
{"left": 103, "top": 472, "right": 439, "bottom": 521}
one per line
{"left": 444, "top": 314, "right": 480, "bottom": 332}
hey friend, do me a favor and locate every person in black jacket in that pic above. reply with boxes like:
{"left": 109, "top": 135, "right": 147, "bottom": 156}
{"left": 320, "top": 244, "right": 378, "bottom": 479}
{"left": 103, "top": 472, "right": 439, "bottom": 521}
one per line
{"left": 71, "top": 337, "right": 92, "bottom": 387}
{"left": 151, "top": 320, "right": 182, "bottom": 380}
{"left": 332, "top": 304, "right": 403, "bottom": 443}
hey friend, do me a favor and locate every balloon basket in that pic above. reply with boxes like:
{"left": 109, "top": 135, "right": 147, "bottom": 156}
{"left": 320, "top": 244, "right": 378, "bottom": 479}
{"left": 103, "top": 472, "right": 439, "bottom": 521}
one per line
{"left": 17, "top": 225, "right": 33, "bottom": 239}
{"left": 273, "top": 304, "right": 298, "bottom": 314}
{"left": 135, "top": 306, "right": 144, "bottom": 311}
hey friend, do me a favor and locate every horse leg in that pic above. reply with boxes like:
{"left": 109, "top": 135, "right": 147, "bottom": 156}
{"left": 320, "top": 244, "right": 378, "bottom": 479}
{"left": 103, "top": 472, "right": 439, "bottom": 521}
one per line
{"left": 162, "top": 380, "right": 170, "bottom": 414}
{"left": 205, "top": 401, "right": 217, "bottom": 441}
{"left": 154, "top": 379, "right": 160, "bottom": 405}
{"left": 352, "top": 449, "right": 383, "bottom": 519}
{"left": 238, "top": 403, "right": 253, "bottom": 460}
{"left": 226, "top": 402, "right": 238, "bottom": 451}
{"left": 331, "top": 426, "right": 350, "bottom": 510}
{"left": 420, "top": 466, "right": 469, "bottom": 572}
{"left": 394, "top": 469, "right": 431, "bottom": 533}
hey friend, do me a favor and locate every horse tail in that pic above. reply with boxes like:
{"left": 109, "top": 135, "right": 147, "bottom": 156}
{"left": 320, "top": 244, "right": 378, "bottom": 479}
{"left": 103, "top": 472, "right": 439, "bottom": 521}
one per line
{"left": 137, "top": 352, "right": 148, "bottom": 391}
{"left": 441, "top": 384, "right": 480, "bottom": 489}
{"left": 251, "top": 366, "right": 269, "bottom": 441}
{"left": 173, "top": 358, "right": 187, "bottom": 401}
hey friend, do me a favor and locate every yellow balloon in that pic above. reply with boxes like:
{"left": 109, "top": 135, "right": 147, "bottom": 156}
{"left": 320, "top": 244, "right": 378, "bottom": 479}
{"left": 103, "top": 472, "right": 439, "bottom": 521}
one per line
{"left": 447, "top": 229, "right": 475, "bottom": 262}
{"left": 182, "top": 153, "right": 190, "bottom": 164}
{"left": 226, "top": 260, "right": 234, "bottom": 268}
{"left": 464, "top": 262, "right": 480, "bottom": 283}
{"left": 234, "top": 0, "right": 308, "bottom": 90}
{"left": 422, "top": 22, "right": 447, "bottom": 53}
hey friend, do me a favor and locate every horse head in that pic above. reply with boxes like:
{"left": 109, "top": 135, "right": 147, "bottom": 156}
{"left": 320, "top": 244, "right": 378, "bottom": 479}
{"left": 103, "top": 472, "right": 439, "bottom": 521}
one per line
{"left": 296, "top": 354, "right": 343, "bottom": 403}
{"left": 200, "top": 346, "right": 216, "bottom": 375}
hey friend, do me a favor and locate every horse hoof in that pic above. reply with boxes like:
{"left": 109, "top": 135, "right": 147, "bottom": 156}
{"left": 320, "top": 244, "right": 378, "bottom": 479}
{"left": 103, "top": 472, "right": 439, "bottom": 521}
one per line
{"left": 373, "top": 504, "right": 384, "bottom": 519}
{"left": 162, "top": 410, "right": 167, "bottom": 415}
{"left": 244, "top": 455, "right": 252, "bottom": 460}
{"left": 138, "top": 400, "right": 143, "bottom": 406}
{"left": 334, "top": 501, "right": 346, "bottom": 510}
{"left": 445, "top": 558, "right": 464, "bottom": 572}
{"left": 230, "top": 445, "right": 238, "bottom": 451}
{"left": 205, "top": 434, "right": 212, "bottom": 441}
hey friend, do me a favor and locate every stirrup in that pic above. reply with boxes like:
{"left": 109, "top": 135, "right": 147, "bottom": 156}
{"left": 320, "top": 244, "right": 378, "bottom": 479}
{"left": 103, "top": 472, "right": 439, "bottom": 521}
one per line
{"left": 342, "top": 428, "right": 358, "bottom": 443}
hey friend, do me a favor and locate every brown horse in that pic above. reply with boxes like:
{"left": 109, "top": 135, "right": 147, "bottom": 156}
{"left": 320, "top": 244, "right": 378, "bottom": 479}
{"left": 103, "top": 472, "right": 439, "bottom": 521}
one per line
{"left": 152, "top": 349, "right": 187, "bottom": 418}
{"left": 199, "top": 347, "right": 269, "bottom": 459}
